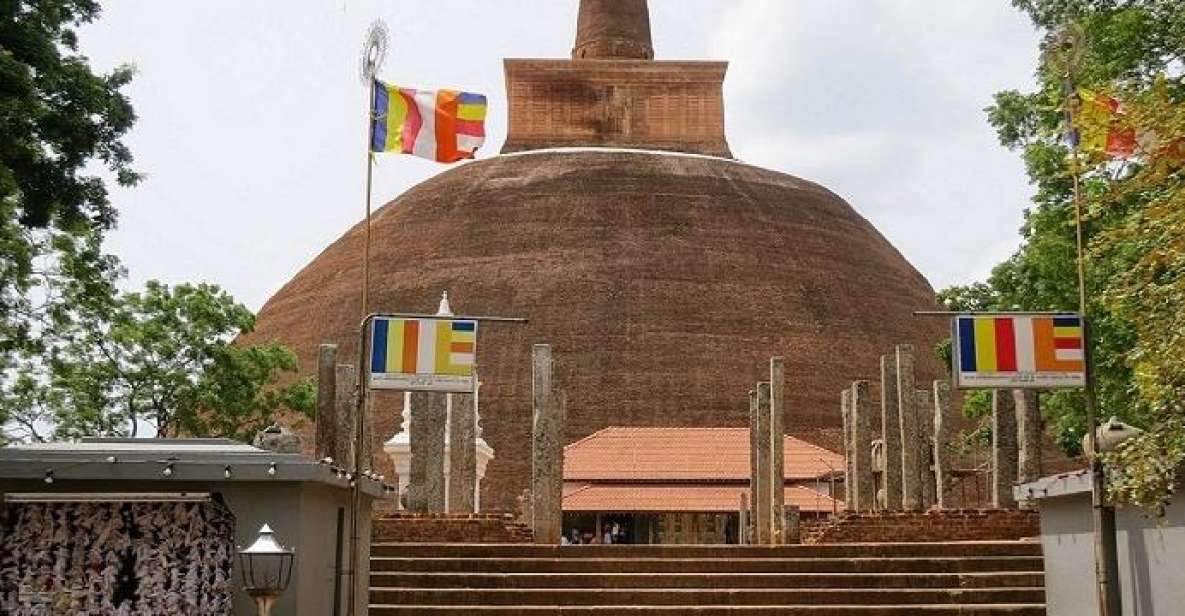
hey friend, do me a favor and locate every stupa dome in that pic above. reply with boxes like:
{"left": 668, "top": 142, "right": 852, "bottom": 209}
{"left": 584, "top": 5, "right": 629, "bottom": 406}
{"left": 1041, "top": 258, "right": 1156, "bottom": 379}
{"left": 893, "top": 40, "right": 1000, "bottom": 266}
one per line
{"left": 245, "top": 1, "right": 947, "bottom": 509}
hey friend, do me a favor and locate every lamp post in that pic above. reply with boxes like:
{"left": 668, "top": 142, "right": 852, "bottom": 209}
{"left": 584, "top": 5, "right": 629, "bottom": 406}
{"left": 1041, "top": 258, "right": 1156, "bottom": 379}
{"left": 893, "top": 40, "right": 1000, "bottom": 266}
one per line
{"left": 238, "top": 524, "right": 295, "bottom": 616}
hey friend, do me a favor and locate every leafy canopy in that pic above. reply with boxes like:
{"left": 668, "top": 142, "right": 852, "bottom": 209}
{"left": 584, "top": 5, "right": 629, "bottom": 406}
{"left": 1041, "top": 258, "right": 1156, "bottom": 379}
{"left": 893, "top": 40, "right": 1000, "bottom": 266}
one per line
{"left": 1, "top": 1, "right": 314, "bottom": 443}
{"left": 941, "top": 0, "right": 1184, "bottom": 512}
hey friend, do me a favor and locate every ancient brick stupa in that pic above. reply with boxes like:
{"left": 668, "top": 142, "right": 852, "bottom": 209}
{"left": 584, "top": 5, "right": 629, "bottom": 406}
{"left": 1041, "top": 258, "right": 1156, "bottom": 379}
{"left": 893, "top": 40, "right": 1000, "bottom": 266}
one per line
{"left": 247, "top": 0, "right": 947, "bottom": 509}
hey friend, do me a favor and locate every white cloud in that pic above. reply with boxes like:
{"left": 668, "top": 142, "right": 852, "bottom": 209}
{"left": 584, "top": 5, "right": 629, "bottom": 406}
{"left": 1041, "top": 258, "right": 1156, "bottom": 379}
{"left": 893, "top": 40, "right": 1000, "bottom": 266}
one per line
{"left": 76, "top": 0, "right": 1041, "bottom": 309}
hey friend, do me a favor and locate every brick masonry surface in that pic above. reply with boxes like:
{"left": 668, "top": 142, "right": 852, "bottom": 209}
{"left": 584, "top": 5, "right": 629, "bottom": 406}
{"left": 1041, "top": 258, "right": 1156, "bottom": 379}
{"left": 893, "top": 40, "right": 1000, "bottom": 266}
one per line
{"left": 802, "top": 509, "right": 1040, "bottom": 544}
{"left": 372, "top": 512, "right": 534, "bottom": 544}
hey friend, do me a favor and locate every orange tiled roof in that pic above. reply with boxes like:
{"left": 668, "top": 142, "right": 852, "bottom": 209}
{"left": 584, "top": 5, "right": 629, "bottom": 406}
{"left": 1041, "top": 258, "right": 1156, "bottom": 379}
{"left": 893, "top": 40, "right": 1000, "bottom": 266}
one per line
{"left": 564, "top": 427, "right": 843, "bottom": 482}
{"left": 562, "top": 483, "right": 839, "bottom": 514}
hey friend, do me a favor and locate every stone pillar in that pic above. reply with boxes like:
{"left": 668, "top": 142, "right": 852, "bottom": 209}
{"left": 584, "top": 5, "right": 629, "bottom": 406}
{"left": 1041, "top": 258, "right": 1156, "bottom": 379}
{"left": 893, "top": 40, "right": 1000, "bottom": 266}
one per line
{"left": 738, "top": 492, "right": 750, "bottom": 545}
{"left": 840, "top": 388, "right": 853, "bottom": 511}
{"left": 748, "top": 388, "right": 758, "bottom": 533}
{"left": 333, "top": 364, "right": 357, "bottom": 473}
{"left": 754, "top": 382, "right": 772, "bottom": 545}
{"left": 315, "top": 344, "right": 338, "bottom": 461}
{"left": 769, "top": 358, "right": 785, "bottom": 542}
{"left": 851, "top": 381, "right": 875, "bottom": 512}
{"left": 531, "top": 345, "right": 564, "bottom": 544}
{"left": 932, "top": 380, "right": 953, "bottom": 509}
{"left": 916, "top": 389, "right": 936, "bottom": 509}
{"left": 784, "top": 505, "right": 802, "bottom": 545}
{"left": 1015, "top": 389, "right": 1043, "bottom": 484}
{"left": 896, "top": 345, "right": 922, "bottom": 510}
{"left": 992, "top": 389, "right": 1019, "bottom": 509}
{"left": 448, "top": 391, "right": 477, "bottom": 513}
{"left": 879, "top": 355, "right": 902, "bottom": 510}
{"left": 407, "top": 392, "right": 447, "bottom": 512}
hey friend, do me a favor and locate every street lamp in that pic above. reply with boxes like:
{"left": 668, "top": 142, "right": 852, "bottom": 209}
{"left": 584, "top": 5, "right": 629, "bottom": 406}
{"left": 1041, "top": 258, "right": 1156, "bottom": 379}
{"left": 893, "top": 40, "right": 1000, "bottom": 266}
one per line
{"left": 238, "top": 524, "right": 295, "bottom": 616}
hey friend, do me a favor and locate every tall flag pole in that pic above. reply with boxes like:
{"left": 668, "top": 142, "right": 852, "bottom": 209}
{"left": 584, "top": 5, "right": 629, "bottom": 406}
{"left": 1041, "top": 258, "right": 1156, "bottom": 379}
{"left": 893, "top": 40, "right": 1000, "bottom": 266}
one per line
{"left": 1051, "top": 23, "right": 1121, "bottom": 616}
{"left": 351, "top": 19, "right": 388, "bottom": 616}
{"left": 359, "top": 21, "right": 388, "bottom": 320}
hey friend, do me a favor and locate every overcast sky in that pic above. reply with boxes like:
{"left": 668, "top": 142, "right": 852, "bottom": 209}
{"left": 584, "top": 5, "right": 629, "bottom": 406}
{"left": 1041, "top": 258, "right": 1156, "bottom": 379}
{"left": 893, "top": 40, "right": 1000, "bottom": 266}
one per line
{"left": 77, "top": 1, "right": 1042, "bottom": 311}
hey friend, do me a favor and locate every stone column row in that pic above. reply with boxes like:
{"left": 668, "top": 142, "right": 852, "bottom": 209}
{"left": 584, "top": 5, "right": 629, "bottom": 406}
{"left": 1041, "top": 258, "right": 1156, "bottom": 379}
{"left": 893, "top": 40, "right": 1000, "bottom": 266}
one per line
{"left": 749, "top": 357, "right": 786, "bottom": 545}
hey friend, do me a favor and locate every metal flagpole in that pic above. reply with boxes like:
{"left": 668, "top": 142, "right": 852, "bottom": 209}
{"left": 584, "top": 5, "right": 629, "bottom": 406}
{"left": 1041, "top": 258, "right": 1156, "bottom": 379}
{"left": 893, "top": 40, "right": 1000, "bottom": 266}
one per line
{"left": 350, "top": 20, "right": 388, "bottom": 616}
{"left": 1058, "top": 24, "right": 1122, "bottom": 616}
{"left": 362, "top": 80, "right": 374, "bottom": 318}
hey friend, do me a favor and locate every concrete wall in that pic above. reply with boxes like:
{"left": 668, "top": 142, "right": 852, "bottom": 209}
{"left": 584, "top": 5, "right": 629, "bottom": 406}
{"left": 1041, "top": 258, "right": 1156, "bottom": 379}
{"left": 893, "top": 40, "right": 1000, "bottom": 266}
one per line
{"left": 1038, "top": 492, "right": 1185, "bottom": 616}
{"left": 0, "top": 479, "right": 373, "bottom": 616}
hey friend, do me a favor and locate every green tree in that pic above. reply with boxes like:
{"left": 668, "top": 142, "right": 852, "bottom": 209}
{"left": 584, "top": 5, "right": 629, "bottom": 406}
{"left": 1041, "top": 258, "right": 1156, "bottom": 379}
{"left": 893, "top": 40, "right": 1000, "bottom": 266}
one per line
{"left": 942, "top": 0, "right": 1184, "bottom": 510}
{"left": 1, "top": 2, "right": 315, "bottom": 444}
{"left": 1, "top": 0, "right": 137, "bottom": 430}
{"left": 42, "top": 281, "right": 314, "bottom": 442}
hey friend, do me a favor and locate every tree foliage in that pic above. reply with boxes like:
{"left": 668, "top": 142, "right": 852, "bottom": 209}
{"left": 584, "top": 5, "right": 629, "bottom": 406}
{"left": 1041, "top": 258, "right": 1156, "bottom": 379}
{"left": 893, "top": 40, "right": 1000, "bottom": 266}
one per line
{"left": 1, "top": 1, "right": 314, "bottom": 443}
{"left": 941, "top": 0, "right": 1185, "bottom": 511}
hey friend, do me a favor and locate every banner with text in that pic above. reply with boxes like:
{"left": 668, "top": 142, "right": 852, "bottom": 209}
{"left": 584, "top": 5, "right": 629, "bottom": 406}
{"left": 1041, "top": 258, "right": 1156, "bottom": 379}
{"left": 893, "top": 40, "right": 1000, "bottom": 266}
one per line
{"left": 952, "top": 314, "right": 1086, "bottom": 389}
{"left": 369, "top": 317, "right": 477, "bottom": 392}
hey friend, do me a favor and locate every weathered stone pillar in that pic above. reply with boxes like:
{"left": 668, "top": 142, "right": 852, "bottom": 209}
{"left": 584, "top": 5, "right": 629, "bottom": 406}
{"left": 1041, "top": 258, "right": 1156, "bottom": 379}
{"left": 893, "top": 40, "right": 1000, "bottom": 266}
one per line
{"left": 1015, "top": 389, "right": 1043, "bottom": 484}
{"left": 879, "top": 355, "right": 902, "bottom": 510}
{"left": 333, "top": 364, "right": 357, "bottom": 473}
{"left": 896, "top": 345, "right": 922, "bottom": 510}
{"left": 748, "top": 388, "right": 758, "bottom": 535}
{"left": 932, "top": 380, "right": 953, "bottom": 509}
{"left": 840, "top": 388, "right": 853, "bottom": 511}
{"left": 448, "top": 391, "right": 477, "bottom": 513}
{"left": 407, "top": 392, "right": 447, "bottom": 512}
{"left": 755, "top": 382, "right": 773, "bottom": 545}
{"left": 851, "top": 380, "right": 875, "bottom": 512}
{"left": 784, "top": 505, "right": 802, "bottom": 545}
{"left": 738, "top": 492, "right": 750, "bottom": 545}
{"left": 769, "top": 358, "right": 785, "bottom": 542}
{"left": 531, "top": 345, "right": 564, "bottom": 544}
{"left": 916, "top": 388, "right": 936, "bottom": 509}
{"left": 992, "top": 389, "right": 1019, "bottom": 509}
{"left": 315, "top": 344, "right": 338, "bottom": 461}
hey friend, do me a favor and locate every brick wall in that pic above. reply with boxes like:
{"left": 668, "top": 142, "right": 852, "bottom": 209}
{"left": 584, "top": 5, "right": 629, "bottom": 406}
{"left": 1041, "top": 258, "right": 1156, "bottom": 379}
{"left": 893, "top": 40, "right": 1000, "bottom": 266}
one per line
{"left": 372, "top": 512, "right": 533, "bottom": 544}
{"left": 802, "top": 509, "right": 1039, "bottom": 544}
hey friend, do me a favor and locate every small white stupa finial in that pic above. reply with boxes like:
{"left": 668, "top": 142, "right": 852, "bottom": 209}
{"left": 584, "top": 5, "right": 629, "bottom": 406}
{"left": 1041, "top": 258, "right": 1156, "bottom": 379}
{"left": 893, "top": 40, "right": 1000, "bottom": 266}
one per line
{"left": 437, "top": 291, "right": 453, "bottom": 316}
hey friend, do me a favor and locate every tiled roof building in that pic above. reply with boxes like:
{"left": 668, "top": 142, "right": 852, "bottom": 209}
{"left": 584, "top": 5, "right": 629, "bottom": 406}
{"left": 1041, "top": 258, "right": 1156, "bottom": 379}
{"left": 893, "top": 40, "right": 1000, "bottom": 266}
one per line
{"left": 561, "top": 427, "right": 841, "bottom": 544}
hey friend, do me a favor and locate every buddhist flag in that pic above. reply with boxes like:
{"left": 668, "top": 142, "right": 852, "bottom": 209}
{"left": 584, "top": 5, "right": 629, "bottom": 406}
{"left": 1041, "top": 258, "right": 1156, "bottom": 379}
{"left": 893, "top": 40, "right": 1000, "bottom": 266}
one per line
{"left": 1076, "top": 89, "right": 1137, "bottom": 159}
{"left": 953, "top": 314, "right": 1086, "bottom": 389}
{"left": 369, "top": 318, "right": 478, "bottom": 392}
{"left": 370, "top": 80, "right": 487, "bottom": 163}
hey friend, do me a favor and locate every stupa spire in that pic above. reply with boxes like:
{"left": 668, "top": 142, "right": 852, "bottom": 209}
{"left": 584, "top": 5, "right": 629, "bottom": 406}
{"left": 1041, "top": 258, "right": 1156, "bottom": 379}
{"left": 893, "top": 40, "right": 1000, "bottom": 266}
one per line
{"left": 572, "top": 0, "right": 654, "bottom": 60}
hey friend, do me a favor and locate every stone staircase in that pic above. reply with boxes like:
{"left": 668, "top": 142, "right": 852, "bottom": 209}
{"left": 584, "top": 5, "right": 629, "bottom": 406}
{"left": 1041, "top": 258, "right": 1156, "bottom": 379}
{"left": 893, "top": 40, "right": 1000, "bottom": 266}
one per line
{"left": 369, "top": 541, "right": 1046, "bottom": 614}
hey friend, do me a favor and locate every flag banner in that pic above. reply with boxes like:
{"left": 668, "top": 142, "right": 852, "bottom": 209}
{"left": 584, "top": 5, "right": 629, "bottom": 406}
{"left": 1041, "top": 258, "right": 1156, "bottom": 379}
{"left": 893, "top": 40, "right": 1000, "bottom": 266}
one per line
{"left": 370, "top": 80, "right": 487, "bottom": 163}
{"left": 952, "top": 314, "right": 1086, "bottom": 389}
{"left": 369, "top": 317, "right": 477, "bottom": 392}
{"left": 1076, "top": 89, "right": 1138, "bottom": 159}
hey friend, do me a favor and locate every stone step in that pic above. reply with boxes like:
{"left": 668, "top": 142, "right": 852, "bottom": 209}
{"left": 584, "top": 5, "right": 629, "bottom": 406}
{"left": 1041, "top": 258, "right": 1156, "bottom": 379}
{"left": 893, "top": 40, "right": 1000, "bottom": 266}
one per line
{"left": 370, "top": 555, "right": 1045, "bottom": 574}
{"left": 370, "top": 541, "right": 1042, "bottom": 560}
{"left": 369, "top": 587, "right": 1045, "bottom": 607}
{"left": 370, "top": 571, "right": 1043, "bottom": 590}
{"left": 369, "top": 606, "right": 1047, "bottom": 616}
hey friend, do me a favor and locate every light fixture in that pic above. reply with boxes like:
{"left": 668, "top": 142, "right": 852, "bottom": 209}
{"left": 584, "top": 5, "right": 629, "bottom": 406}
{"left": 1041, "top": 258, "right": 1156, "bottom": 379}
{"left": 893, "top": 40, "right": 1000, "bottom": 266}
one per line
{"left": 162, "top": 463, "right": 174, "bottom": 477}
{"left": 238, "top": 524, "right": 295, "bottom": 616}
{"left": 224, "top": 465, "right": 233, "bottom": 479}
{"left": 267, "top": 462, "right": 277, "bottom": 476}
{"left": 43, "top": 470, "right": 54, "bottom": 484}
{"left": 105, "top": 456, "right": 118, "bottom": 464}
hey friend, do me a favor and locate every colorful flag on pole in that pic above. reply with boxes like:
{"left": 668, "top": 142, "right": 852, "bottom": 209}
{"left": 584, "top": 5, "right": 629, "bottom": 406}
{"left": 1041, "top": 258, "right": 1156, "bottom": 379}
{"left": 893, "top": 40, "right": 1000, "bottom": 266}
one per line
{"left": 369, "top": 317, "right": 478, "bottom": 392}
{"left": 1076, "top": 88, "right": 1137, "bottom": 159}
{"left": 370, "top": 80, "right": 487, "bottom": 163}
{"left": 953, "top": 314, "right": 1086, "bottom": 389}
